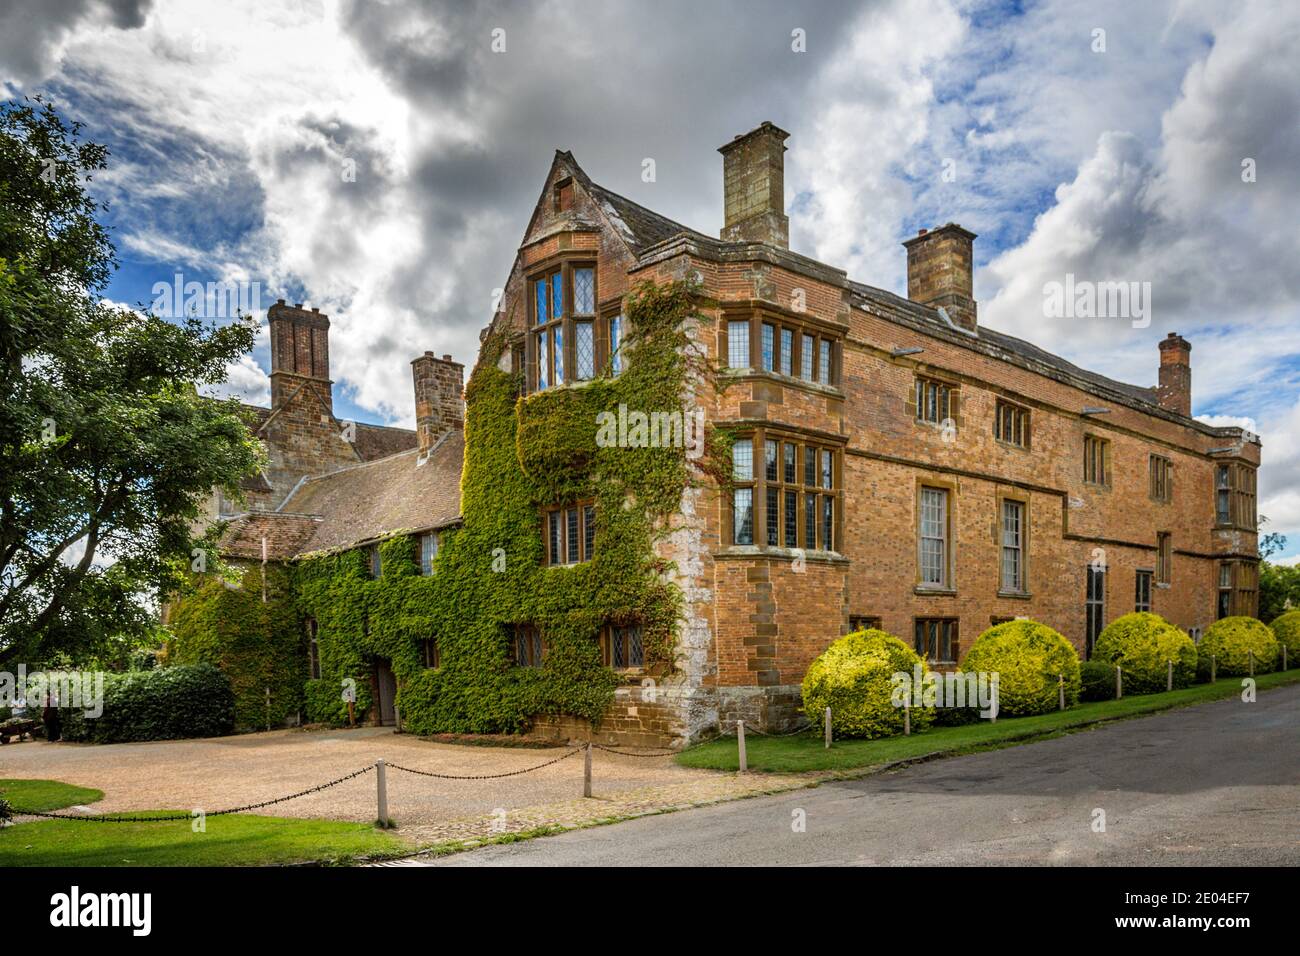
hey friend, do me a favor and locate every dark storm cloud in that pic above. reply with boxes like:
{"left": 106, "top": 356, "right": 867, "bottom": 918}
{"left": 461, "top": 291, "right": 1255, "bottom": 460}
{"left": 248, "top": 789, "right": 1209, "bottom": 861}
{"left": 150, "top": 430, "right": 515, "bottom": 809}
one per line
{"left": 0, "top": 0, "right": 153, "bottom": 84}
{"left": 336, "top": 0, "right": 865, "bottom": 361}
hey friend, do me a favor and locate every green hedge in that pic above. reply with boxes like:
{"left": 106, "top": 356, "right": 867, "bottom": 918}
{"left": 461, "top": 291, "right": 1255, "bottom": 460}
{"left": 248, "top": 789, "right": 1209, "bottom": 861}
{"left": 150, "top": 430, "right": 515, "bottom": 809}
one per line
{"left": 1198, "top": 616, "right": 1278, "bottom": 677}
{"left": 801, "top": 629, "right": 934, "bottom": 739}
{"left": 961, "top": 620, "right": 1081, "bottom": 716}
{"left": 1079, "top": 660, "right": 1117, "bottom": 701}
{"left": 1270, "top": 610, "right": 1300, "bottom": 666}
{"left": 168, "top": 568, "right": 304, "bottom": 730}
{"left": 59, "top": 664, "right": 234, "bottom": 743}
{"left": 1092, "top": 612, "right": 1197, "bottom": 693}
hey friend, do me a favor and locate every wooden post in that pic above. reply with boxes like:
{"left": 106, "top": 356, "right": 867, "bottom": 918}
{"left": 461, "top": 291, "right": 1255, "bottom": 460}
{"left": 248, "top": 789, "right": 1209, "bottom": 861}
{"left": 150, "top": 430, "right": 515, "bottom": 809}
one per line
{"left": 824, "top": 707, "right": 832, "bottom": 748}
{"left": 1116, "top": 664, "right": 1123, "bottom": 700}
{"left": 1211, "top": 654, "right": 1216, "bottom": 683}
{"left": 737, "top": 720, "right": 747, "bottom": 773}
{"left": 1166, "top": 660, "right": 1173, "bottom": 692}
{"left": 1058, "top": 673, "right": 1065, "bottom": 711}
{"left": 903, "top": 696, "right": 911, "bottom": 736}
{"left": 583, "top": 743, "right": 592, "bottom": 798}
{"left": 347, "top": 700, "right": 356, "bottom": 727}
{"left": 1284, "top": 644, "right": 1289, "bottom": 671}
{"left": 375, "top": 759, "right": 388, "bottom": 828}
{"left": 265, "top": 686, "right": 271, "bottom": 732}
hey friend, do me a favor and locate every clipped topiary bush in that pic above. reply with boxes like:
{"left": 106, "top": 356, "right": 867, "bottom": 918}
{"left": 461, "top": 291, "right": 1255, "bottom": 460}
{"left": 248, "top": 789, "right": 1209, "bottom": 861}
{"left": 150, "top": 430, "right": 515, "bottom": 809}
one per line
{"left": 1198, "top": 616, "right": 1279, "bottom": 677}
{"left": 1269, "top": 610, "right": 1300, "bottom": 668}
{"left": 960, "top": 620, "right": 1081, "bottom": 716}
{"left": 1092, "top": 612, "right": 1197, "bottom": 693}
{"left": 59, "top": 664, "right": 235, "bottom": 743}
{"left": 801, "top": 629, "right": 934, "bottom": 739}
{"left": 1079, "top": 660, "right": 1116, "bottom": 702}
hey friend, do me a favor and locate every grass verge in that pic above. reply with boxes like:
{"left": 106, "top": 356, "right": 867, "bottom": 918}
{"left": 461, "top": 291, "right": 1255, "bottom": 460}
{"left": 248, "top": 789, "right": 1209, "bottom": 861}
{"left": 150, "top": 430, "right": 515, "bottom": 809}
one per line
{"left": 0, "top": 779, "right": 103, "bottom": 813}
{"left": 675, "top": 669, "right": 1300, "bottom": 773}
{"left": 0, "top": 811, "right": 409, "bottom": 867}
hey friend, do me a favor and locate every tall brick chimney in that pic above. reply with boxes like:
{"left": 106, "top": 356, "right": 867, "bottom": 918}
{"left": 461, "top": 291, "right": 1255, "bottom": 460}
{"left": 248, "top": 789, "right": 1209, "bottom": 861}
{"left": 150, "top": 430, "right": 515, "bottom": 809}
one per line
{"left": 411, "top": 351, "right": 464, "bottom": 461}
{"left": 1156, "top": 332, "right": 1192, "bottom": 416}
{"left": 903, "top": 223, "right": 978, "bottom": 332}
{"left": 718, "top": 121, "right": 790, "bottom": 248}
{"left": 268, "top": 299, "right": 332, "bottom": 413}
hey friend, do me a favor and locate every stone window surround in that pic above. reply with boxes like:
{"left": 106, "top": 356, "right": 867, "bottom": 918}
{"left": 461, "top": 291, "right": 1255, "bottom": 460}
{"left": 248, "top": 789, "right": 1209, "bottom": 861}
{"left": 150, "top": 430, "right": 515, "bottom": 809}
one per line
{"left": 995, "top": 492, "right": 1031, "bottom": 598}
{"left": 525, "top": 252, "right": 623, "bottom": 395}
{"left": 716, "top": 302, "right": 844, "bottom": 393}
{"left": 914, "top": 477, "right": 958, "bottom": 595}
{"left": 723, "top": 426, "right": 844, "bottom": 555}
{"left": 1214, "top": 460, "right": 1257, "bottom": 532}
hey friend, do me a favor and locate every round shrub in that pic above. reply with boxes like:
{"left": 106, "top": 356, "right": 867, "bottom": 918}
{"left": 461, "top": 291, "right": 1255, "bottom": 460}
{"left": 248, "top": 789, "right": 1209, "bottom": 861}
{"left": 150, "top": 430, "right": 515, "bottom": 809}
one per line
{"left": 960, "top": 620, "right": 1081, "bottom": 716}
{"left": 1092, "top": 612, "right": 1196, "bottom": 693}
{"left": 1198, "top": 617, "right": 1279, "bottom": 677}
{"left": 1079, "top": 660, "right": 1116, "bottom": 702}
{"left": 1269, "top": 610, "right": 1300, "bottom": 667}
{"left": 801, "top": 629, "right": 934, "bottom": 739}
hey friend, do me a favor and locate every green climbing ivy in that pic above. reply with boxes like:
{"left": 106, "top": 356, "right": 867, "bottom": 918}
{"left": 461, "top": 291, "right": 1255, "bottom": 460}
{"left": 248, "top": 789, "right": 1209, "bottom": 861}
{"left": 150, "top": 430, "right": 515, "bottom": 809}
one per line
{"left": 167, "top": 566, "right": 305, "bottom": 730}
{"left": 293, "top": 280, "right": 725, "bottom": 734}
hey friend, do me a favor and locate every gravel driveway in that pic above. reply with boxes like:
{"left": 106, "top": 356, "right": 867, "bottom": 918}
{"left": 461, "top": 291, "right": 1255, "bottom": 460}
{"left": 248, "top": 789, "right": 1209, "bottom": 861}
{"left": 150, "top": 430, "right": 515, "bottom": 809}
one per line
{"left": 0, "top": 727, "right": 808, "bottom": 845}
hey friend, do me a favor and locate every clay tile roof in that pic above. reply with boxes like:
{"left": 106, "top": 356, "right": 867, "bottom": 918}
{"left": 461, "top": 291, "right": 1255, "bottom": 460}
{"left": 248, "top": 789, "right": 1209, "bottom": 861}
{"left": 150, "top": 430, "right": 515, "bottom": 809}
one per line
{"left": 279, "top": 429, "right": 464, "bottom": 555}
{"left": 218, "top": 512, "right": 323, "bottom": 561}
{"left": 562, "top": 152, "right": 707, "bottom": 253}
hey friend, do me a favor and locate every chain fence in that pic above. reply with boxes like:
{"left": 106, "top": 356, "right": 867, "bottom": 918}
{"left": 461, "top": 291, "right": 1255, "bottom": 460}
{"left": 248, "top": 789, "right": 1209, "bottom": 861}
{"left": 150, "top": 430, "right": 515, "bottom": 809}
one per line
{"left": 4, "top": 740, "right": 690, "bottom": 825}
{"left": 13, "top": 765, "right": 377, "bottom": 823}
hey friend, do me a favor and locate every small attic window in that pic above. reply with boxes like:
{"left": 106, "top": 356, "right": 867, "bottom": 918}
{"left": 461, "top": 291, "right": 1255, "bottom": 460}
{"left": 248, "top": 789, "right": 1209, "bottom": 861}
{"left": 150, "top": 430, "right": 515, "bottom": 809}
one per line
{"left": 553, "top": 178, "right": 574, "bottom": 212}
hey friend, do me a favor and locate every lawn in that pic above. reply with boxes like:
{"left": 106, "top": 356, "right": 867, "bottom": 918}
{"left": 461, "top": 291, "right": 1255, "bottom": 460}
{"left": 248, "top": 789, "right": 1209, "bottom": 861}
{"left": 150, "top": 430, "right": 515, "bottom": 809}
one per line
{"left": 0, "top": 778, "right": 103, "bottom": 813}
{"left": 0, "top": 811, "right": 408, "bottom": 867}
{"left": 676, "top": 669, "right": 1300, "bottom": 773}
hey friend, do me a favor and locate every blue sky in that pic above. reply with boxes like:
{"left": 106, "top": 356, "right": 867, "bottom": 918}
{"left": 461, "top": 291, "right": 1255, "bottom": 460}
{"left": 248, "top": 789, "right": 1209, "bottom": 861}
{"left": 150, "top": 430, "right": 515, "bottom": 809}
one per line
{"left": 3, "top": 0, "right": 1298, "bottom": 559}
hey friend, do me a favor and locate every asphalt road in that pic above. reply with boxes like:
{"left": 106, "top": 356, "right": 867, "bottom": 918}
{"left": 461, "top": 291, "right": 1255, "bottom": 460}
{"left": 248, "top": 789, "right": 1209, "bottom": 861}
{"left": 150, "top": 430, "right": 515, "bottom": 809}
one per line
{"left": 425, "top": 682, "right": 1300, "bottom": 866}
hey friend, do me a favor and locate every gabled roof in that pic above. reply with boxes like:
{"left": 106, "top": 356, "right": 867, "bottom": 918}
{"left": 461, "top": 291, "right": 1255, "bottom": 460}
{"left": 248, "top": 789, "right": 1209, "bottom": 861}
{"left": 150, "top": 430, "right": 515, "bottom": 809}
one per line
{"left": 276, "top": 429, "right": 464, "bottom": 555}
{"left": 561, "top": 151, "right": 711, "bottom": 253}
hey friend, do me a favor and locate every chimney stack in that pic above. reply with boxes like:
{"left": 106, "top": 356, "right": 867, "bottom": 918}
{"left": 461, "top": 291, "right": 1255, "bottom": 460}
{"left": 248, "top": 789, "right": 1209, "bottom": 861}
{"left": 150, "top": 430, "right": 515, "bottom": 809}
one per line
{"left": 1156, "top": 332, "right": 1192, "bottom": 416}
{"left": 268, "top": 299, "right": 332, "bottom": 413}
{"left": 411, "top": 351, "right": 464, "bottom": 461}
{"left": 718, "top": 121, "right": 790, "bottom": 248}
{"left": 903, "top": 224, "right": 978, "bottom": 332}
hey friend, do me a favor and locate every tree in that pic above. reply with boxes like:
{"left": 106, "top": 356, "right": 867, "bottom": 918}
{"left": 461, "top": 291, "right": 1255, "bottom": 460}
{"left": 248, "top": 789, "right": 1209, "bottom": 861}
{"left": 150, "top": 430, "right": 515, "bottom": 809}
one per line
{"left": 0, "top": 97, "right": 261, "bottom": 665}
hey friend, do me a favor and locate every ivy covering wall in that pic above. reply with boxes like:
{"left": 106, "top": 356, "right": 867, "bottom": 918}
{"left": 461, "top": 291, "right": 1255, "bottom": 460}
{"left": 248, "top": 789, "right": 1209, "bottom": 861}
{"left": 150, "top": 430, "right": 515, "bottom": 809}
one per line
{"left": 167, "top": 566, "right": 305, "bottom": 730}
{"left": 292, "top": 281, "right": 725, "bottom": 735}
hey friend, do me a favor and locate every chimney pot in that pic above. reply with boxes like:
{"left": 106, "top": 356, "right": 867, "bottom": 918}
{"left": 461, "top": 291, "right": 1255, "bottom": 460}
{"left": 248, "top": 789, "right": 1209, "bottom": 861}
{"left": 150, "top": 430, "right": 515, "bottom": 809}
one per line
{"left": 718, "top": 121, "right": 791, "bottom": 248}
{"left": 1156, "top": 333, "right": 1192, "bottom": 416}
{"left": 411, "top": 351, "right": 465, "bottom": 459}
{"left": 902, "top": 223, "right": 978, "bottom": 332}
{"left": 268, "top": 302, "right": 332, "bottom": 413}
